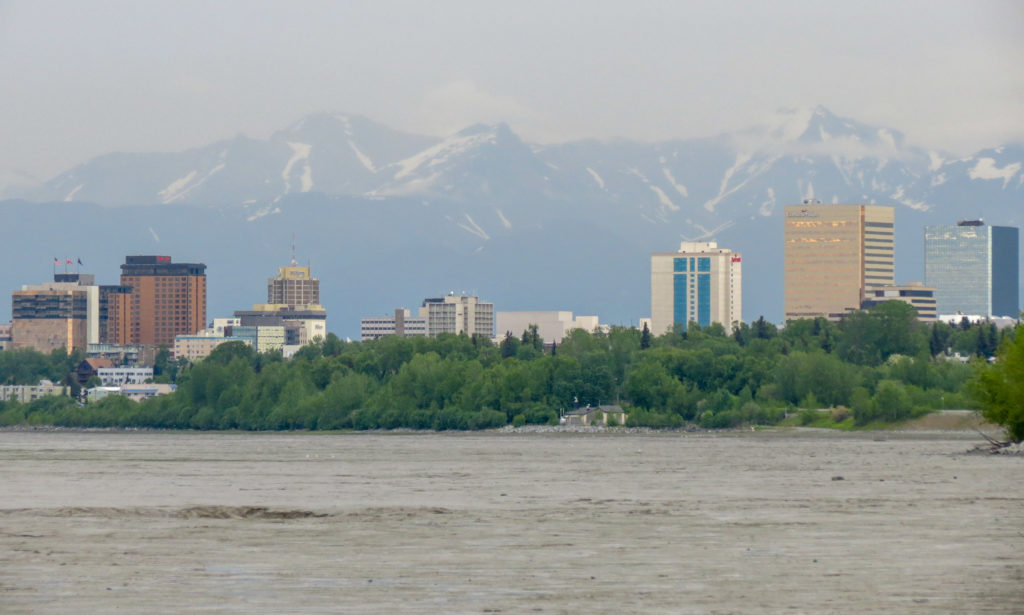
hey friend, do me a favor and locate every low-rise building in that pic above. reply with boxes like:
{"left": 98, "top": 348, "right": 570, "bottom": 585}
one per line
{"left": 361, "top": 309, "right": 428, "bottom": 341}
{"left": 76, "top": 357, "right": 115, "bottom": 385}
{"left": 97, "top": 366, "right": 153, "bottom": 386}
{"left": 87, "top": 343, "right": 156, "bottom": 367}
{"left": 173, "top": 335, "right": 245, "bottom": 361}
{"left": 862, "top": 282, "right": 937, "bottom": 322}
{"left": 0, "top": 380, "right": 69, "bottom": 403}
{"left": 495, "top": 311, "right": 601, "bottom": 344}
{"left": 560, "top": 405, "right": 628, "bottom": 427}
{"left": 120, "top": 383, "right": 176, "bottom": 402}
{"left": 361, "top": 293, "right": 493, "bottom": 341}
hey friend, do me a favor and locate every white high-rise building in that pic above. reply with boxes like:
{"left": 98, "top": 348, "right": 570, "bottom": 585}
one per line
{"left": 651, "top": 241, "right": 742, "bottom": 335}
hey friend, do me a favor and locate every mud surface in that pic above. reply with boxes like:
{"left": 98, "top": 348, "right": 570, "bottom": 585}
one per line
{"left": 1, "top": 430, "right": 1021, "bottom": 613}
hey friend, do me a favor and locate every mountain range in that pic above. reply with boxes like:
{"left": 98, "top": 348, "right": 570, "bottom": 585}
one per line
{"left": 2, "top": 106, "right": 1022, "bottom": 337}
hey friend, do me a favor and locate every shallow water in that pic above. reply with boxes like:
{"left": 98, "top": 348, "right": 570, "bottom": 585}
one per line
{"left": 1, "top": 430, "right": 1021, "bottom": 613}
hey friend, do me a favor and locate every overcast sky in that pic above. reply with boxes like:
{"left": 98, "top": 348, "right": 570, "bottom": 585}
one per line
{"left": 1, "top": 0, "right": 1022, "bottom": 181}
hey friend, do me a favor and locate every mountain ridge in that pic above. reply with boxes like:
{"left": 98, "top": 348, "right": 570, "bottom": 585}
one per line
{"left": 2, "top": 106, "right": 1022, "bottom": 334}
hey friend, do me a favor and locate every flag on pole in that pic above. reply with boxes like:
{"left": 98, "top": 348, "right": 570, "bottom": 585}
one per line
{"left": 77, "top": 258, "right": 83, "bottom": 266}
{"left": 53, "top": 257, "right": 60, "bottom": 265}
{"left": 66, "top": 258, "right": 72, "bottom": 265}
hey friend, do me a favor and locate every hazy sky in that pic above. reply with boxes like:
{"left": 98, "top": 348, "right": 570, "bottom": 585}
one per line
{"left": 1, "top": 0, "right": 1022, "bottom": 181}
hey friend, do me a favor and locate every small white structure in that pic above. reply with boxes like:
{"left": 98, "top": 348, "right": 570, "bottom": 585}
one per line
{"left": 120, "top": 383, "right": 176, "bottom": 402}
{"left": 97, "top": 366, "right": 153, "bottom": 386}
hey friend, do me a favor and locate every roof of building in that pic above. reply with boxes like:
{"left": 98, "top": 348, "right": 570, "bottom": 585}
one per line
{"left": 82, "top": 357, "right": 115, "bottom": 370}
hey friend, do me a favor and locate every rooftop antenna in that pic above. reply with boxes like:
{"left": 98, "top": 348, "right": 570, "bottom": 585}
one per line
{"left": 290, "top": 232, "right": 298, "bottom": 266}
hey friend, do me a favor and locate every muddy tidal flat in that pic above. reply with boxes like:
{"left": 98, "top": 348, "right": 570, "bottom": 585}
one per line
{"left": 1, "top": 430, "right": 1021, "bottom": 614}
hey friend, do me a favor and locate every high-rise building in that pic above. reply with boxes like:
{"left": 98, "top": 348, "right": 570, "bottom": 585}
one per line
{"left": 651, "top": 241, "right": 742, "bottom": 335}
{"left": 924, "top": 221, "right": 1019, "bottom": 318}
{"left": 99, "top": 284, "right": 132, "bottom": 345}
{"left": 118, "top": 255, "right": 207, "bottom": 346}
{"left": 267, "top": 264, "right": 320, "bottom": 306}
{"left": 421, "top": 294, "right": 494, "bottom": 338}
{"left": 360, "top": 293, "right": 494, "bottom": 341}
{"left": 784, "top": 202, "right": 894, "bottom": 321}
{"left": 11, "top": 273, "right": 99, "bottom": 353}
{"left": 234, "top": 258, "right": 327, "bottom": 348}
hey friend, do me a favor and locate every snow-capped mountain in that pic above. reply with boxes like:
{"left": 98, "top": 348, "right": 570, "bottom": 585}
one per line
{"left": 22, "top": 105, "right": 1024, "bottom": 228}
{"left": 3, "top": 106, "right": 1022, "bottom": 332}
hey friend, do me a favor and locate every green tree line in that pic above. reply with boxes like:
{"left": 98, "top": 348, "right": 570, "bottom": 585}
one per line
{"left": 0, "top": 301, "right": 1015, "bottom": 432}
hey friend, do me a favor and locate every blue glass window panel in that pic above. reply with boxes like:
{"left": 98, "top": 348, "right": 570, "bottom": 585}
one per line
{"left": 698, "top": 257, "right": 711, "bottom": 272}
{"left": 673, "top": 258, "right": 686, "bottom": 272}
{"left": 698, "top": 274, "right": 711, "bottom": 327}
{"left": 673, "top": 274, "right": 688, "bottom": 329}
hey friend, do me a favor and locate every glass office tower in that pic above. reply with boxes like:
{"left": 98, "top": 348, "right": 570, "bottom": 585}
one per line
{"left": 924, "top": 221, "right": 1019, "bottom": 317}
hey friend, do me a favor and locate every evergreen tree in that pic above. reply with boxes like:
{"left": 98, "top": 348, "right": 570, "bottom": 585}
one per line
{"left": 640, "top": 322, "right": 651, "bottom": 349}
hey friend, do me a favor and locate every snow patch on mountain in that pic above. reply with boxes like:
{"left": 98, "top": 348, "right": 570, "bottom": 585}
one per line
{"left": 457, "top": 214, "right": 490, "bottom": 240}
{"left": 247, "top": 206, "right": 281, "bottom": 221}
{"left": 662, "top": 168, "right": 688, "bottom": 197}
{"left": 586, "top": 167, "right": 606, "bottom": 190}
{"left": 890, "top": 186, "right": 930, "bottom": 211}
{"left": 283, "top": 142, "right": 313, "bottom": 193}
{"left": 336, "top": 114, "right": 354, "bottom": 136}
{"left": 759, "top": 188, "right": 776, "bottom": 216}
{"left": 393, "top": 130, "right": 497, "bottom": 181}
{"left": 968, "top": 157, "right": 1020, "bottom": 188}
{"left": 64, "top": 184, "right": 83, "bottom": 202}
{"left": 684, "top": 219, "right": 734, "bottom": 241}
{"left": 159, "top": 170, "right": 198, "bottom": 203}
{"left": 704, "top": 153, "right": 753, "bottom": 212}
{"left": 348, "top": 140, "right": 377, "bottom": 173}
{"left": 496, "top": 209, "right": 512, "bottom": 229}
{"left": 649, "top": 185, "right": 678, "bottom": 211}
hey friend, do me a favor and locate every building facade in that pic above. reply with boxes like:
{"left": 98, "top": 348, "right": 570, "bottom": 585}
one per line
{"left": 421, "top": 294, "right": 494, "bottom": 338}
{"left": 924, "top": 221, "right": 1019, "bottom": 318}
{"left": 651, "top": 241, "right": 742, "bottom": 335}
{"left": 361, "top": 294, "right": 494, "bottom": 341}
{"left": 360, "top": 309, "right": 428, "bottom": 341}
{"left": 11, "top": 274, "right": 99, "bottom": 353}
{"left": 267, "top": 264, "right": 320, "bottom": 306}
{"left": 0, "top": 380, "right": 69, "bottom": 403}
{"left": 117, "top": 255, "right": 207, "bottom": 346}
{"left": 862, "top": 282, "right": 937, "bottom": 322}
{"left": 96, "top": 366, "right": 154, "bottom": 386}
{"left": 173, "top": 335, "right": 243, "bottom": 361}
{"left": 784, "top": 203, "right": 894, "bottom": 321}
{"left": 495, "top": 311, "right": 601, "bottom": 344}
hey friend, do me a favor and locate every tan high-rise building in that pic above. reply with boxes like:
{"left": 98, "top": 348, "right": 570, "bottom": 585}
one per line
{"left": 784, "top": 203, "right": 894, "bottom": 321}
{"left": 119, "top": 255, "right": 206, "bottom": 346}
{"left": 267, "top": 265, "right": 320, "bottom": 306}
